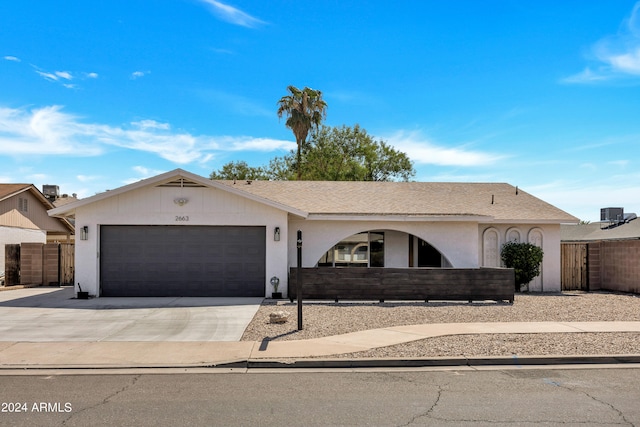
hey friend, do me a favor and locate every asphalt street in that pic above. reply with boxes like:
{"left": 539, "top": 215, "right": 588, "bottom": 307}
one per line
{"left": 1, "top": 367, "right": 639, "bottom": 426}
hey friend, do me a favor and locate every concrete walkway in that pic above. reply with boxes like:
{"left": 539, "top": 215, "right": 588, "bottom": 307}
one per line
{"left": 1, "top": 321, "right": 640, "bottom": 369}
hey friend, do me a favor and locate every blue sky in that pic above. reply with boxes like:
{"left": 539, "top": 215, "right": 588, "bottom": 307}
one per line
{"left": 2, "top": 1, "right": 640, "bottom": 221}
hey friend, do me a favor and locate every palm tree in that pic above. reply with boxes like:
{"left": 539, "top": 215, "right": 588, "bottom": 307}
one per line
{"left": 277, "top": 85, "right": 327, "bottom": 180}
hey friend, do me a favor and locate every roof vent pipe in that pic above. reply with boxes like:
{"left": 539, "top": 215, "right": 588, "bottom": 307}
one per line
{"left": 491, "top": 194, "right": 494, "bottom": 204}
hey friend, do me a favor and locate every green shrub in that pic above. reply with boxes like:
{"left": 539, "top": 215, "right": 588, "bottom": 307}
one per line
{"left": 500, "top": 242, "right": 544, "bottom": 291}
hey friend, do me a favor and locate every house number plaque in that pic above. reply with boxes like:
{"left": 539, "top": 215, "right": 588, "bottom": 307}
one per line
{"left": 175, "top": 215, "right": 189, "bottom": 222}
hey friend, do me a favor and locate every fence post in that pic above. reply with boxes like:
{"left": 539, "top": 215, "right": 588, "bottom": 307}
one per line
{"left": 297, "top": 230, "right": 303, "bottom": 331}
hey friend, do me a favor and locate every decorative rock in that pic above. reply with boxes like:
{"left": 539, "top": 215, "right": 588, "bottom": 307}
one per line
{"left": 269, "top": 310, "right": 290, "bottom": 324}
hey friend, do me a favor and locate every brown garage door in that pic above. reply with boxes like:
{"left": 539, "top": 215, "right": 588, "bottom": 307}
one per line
{"left": 100, "top": 225, "right": 265, "bottom": 297}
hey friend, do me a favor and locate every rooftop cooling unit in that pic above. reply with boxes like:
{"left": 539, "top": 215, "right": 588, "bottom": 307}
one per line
{"left": 601, "top": 207, "right": 624, "bottom": 223}
{"left": 42, "top": 185, "right": 60, "bottom": 200}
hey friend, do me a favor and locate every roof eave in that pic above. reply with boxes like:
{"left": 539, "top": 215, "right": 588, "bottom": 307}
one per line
{"left": 48, "top": 169, "right": 309, "bottom": 219}
{"left": 305, "top": 213, "right": 493, "bottom": 222}
{"left": 0, "top": 184, "right": 32, "bottom": 202}
{"left": 480, "top": 218, "right": 580, "bottom": 225}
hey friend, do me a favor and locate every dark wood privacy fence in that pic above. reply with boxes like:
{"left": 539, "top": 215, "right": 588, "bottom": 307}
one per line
{"left": 289, "top": 267, "right": 515, "bottom": 303}
{"left": 3, "top": 243, "right": 74, "bottom": 286}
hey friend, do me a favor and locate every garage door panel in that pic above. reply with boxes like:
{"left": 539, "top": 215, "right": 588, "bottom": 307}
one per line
{"left": 100, "top": 225, "right": 265, "bottom": 297}
{"left": 204, "top": 263, "right": 225, "bottom": 275}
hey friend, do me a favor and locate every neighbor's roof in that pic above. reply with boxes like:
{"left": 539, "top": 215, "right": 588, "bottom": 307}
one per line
{"left": 561, "top": 220, "right": 640, "bottom": 242}
{"left": 218, "top": 180, "right": 578, "bottom": 223}
{"left": 0, "top": 183, "right": 32, "bottom": 201}
{"left": 0, "top": 183, "right": 75, "bottom": 233}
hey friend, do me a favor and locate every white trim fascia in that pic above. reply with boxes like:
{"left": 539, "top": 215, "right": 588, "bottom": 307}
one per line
{"left": 480, "top": 218, "right": 580, "bottom": 225}
{"left": 305, "top": 214, "right": 492, "bottom": 222}
{"left": 48, "top": 168, "right": 308, "bottom": 219}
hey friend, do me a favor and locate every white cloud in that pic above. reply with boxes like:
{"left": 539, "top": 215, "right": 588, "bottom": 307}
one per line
{"left": 132, "top": 166, "right": 164, "bottom": 177}
{"left": 76, "top": 175, "right": 101, "bottom": 182}
{"left": 28, "top": 173, "right": 49, "bottom": 182}
{"left": 227, "top": 137, "right": 295, "bottom": 151}
{"left": 562, "top": 67, "right": 610, "bottom": 84}
{"left": 132, "top": 120, "right": 171, "bottom": 130}
{"left": 35, "top": 70, "right": 59, "bottom": 81}
{"left": 122, "top": 166, "right": 167, "bottom": 185}
{"left": 384, "top": 130, "right": 505, "bottom": 167}
{"left": 35, "top": 70, "right": 73, "bottom": 81}
{"left": 3, "top": 56, "right": 20, "bottom": 62}
{"left": 32, "top": 66, "right": 97, "bottom": 89}
{"left": 0, "top": 105, "right": 292, "bottom": 164}
{"left": 0, "top": 105, "right": 102, "bottom": 156}
{"left": 565, "top": 2, "right": 640, "bottom": 83}
{"left": 131, "top": 71, "right": 149, "bottom": 79}
{"left": 55, "top": 71, "right": 73, "bottom": 80}
{"left": 198, "top": 0, "right": 265, "bottom": 28}
{"left": 608, "top": 159, "right": 629, "bottom": 168}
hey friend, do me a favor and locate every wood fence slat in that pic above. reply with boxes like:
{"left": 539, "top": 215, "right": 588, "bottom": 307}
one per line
{"left": 60, "top": 243, "right": 74, "bottom": 285}
{"left": 561, "top": 243, "right": 587, "bottom": 291}
{"left": 289, "top": 267, "right": 514, "bottom": 302}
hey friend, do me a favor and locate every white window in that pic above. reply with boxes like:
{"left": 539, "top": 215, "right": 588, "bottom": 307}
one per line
{"left": 317, "top": 232, "right": 385, "bottom": 267}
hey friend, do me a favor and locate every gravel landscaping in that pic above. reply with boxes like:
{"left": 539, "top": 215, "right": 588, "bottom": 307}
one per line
{"left": 241, "top": 291, "right": 640, "bottom": 358}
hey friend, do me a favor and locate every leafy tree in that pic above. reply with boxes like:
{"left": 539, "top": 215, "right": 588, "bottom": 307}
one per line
{"left": 210, "top": 125, "right": 415, "bottom": 182}
{"left": 209, "top": 160, "right": 269, "bottom": 180}
{"left": 277, "top": 85, "right": 328, "bottom": 180}
{"left": 500, "top": 242, "right": 544, "bottom": 292}
{"left": 298, "top": 125, "right": 414, "bottom": 181}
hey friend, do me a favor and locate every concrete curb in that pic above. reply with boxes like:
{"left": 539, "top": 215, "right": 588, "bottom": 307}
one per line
{"left": 4, "top": 355, "right": 640, "bottom": 371}
{"left": 236, "top": 354, "right": 640, "bottom": 369}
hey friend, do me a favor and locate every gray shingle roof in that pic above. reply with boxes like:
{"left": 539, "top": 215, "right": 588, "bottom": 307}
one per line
{"left": 218, "top": 180, "right": 578, "bottom": 222}
{"left": 561, "top": 220, "right": 640, "bottom": 241}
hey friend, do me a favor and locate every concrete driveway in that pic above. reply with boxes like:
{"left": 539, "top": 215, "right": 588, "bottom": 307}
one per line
{"left": 0, "top": 287, "right": 263, "bottom": 342}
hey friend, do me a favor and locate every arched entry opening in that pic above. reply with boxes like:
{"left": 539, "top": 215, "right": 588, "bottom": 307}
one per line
{"left": 408, "top": 235, "right": 452, "bottom": 268}
{"left": 317, "top": 231, "right": 385, "bottom": 267}
{"left": 315, "top": 230, "right": 451, "bottom": 268}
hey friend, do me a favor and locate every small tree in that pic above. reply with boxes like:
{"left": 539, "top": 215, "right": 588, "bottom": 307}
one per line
{"left": 500, "top": 242, "right": 544, "bottom": 292}
{"left": 209, "top": 160, "right": 269, "bottom": 181}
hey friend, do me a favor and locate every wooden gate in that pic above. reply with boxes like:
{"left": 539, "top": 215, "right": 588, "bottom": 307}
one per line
{"left": 4, "top": 244, "right": 20, "bottom": 286}
{"left": 59, "top": 243, "right": 74, "bottom": 285}
{"left": 561, "top": 243, "right": 588, "bottom": 291}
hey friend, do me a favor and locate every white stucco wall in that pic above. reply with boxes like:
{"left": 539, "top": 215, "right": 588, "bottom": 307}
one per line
{"left": 73, "top": 185, "right": 289, "bottom": 297}
{"left": 0, "top": 226, "right": 47, "bottom": 273}
{"left": 478, "top": 224, "right": 562, "bottom": 292}
{"left": 385, "top": 230, "right": 409, "bottom": 267}
{"left": 287, "top": 219, "right": 480, "bottom": 270}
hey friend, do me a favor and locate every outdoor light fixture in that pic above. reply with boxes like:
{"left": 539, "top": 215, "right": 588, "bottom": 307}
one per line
{"left": 174, "top": 197, "right": 189, "bottom": 206}
{"left": 80, "top": 226, "right": 88, "bottom": 240}
{"left": 274, "top": 227, "right": 281, "bottom": 241}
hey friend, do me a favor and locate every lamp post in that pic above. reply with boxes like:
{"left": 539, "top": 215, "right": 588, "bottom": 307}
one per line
{"left": 297, "top": 230, "right": 303, "bottom": 330}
